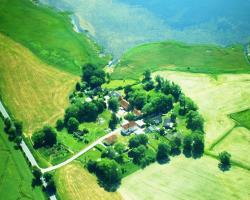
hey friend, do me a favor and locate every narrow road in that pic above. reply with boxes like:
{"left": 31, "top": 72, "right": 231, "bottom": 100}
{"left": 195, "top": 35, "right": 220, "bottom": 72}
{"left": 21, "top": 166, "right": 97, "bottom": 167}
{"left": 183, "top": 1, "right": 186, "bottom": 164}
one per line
{"left": 0, "top": 101, "right": 10, "bottom": 119}
{"left": 41, "top": 128, "right": 121, "bottom": 173}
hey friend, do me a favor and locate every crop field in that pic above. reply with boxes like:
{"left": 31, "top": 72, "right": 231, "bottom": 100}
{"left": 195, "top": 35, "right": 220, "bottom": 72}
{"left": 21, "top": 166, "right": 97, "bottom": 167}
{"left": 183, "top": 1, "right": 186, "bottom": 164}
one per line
{"left": 112, "top": 41, "right": 250, "bottom": 79}
{"left": 213, "top": 127, "right": 250, "bottom": 165}
{"left": 230, "top": 109, "right": 250, "bottom": 130}
{"left": 0, "top": 0, "right": 108, "bottom": 75}
{"left": 119, "top": 155, "right": 250, "bottom": 200}
{"left": 0, "top": 33, "right": 78, "bottom": 135}
{"left": 0, "top": 119, "right": 46, "bottom": 200}
{"left": 55, "top": 162, "right": 122, "bottom": 200}
{"left": 152, "top": 71, "right": 250, "bottom": 148}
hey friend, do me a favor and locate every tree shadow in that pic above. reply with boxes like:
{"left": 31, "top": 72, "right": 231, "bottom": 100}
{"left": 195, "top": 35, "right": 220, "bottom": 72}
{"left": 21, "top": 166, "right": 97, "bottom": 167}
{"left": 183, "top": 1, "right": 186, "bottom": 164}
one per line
{"left": 157, "top": 157, "right": 170, "bottom": 165}
{"left": 98, "top": 180, "right": 121, "bottom": 192}
{"left": 183, "top": 149, "right": 192, "bottom": 158}
{"left": 218, "top": 163, "right": 231, "bottom": 172}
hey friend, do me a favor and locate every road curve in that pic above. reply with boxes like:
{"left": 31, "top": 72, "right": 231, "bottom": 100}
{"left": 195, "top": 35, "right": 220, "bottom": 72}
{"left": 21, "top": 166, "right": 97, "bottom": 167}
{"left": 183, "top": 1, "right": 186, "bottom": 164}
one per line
{"left": 41, "top": 128, "right": 121, "bottom": 173}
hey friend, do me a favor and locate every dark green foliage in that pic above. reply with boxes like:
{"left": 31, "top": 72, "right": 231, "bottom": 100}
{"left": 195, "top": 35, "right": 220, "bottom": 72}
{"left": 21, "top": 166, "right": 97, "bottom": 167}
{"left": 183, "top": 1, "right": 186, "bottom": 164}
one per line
{"left": 75, "top": 82, "right": 81, "bottom": 91}
{"left": 170, "top": 112, "right": 177, "bottom": 123}
{"left": 179, "top": 95, "right": 198, "bottom": 115}
{"left": 124, "top": 113, "right": 136, "bottom": 121}
{"left": 124, "top": 85, "right": 133, "bottom": 98}
{"left": 142, "top": 70, "right": 151, "bottom": 82}
{"left": 186, "top": 111, "right": 204, "bottom": 131}
{"left": 183, "top": 134, "right": 193, "bottom": 157}
{"left": 78, "top": 102, "right": 99, "bottom": 122}
{"left": 143, "top": 80, "right": 154, "bottom": 91}
{"left": 114, "top": 143, "right": 125, "bottom": 154}
{"left": 218, "top": 151, "right": 231, "bottom": 171}
{"left": 43, "top": 173, "right": 53, "bottom": 182}
{"left": 155, "top": 75, "right": 163, "bottom": 91}
{"left": 67, "top": 117, "right": 79, "bottom": 133}
{"left": 93, "top": 98, "right": 106, "bottom": 114}
{"left": 46, "top": 179, "right": 56, "bottom": 194}
{"left": 159, "top": 127, "right": 165, "bottom": 136}
{"left": 56, "top": 119, "right": 64, "bottom": 131}
{"left": 32, "top": 125, "right": 57, "bottom": 148}
{"left": 129, "top": 145, "right": 146, "bottom": 164}
{"left": 4, "top": 118, "right": 11, "bottom": 132}
{"left": 64, "top": 104, "right": 79, "bottom": 123}
{"left": 157, "top": 142, "right": 171, "bottom": 163}
{"left": 109, "top": 113, "right": 119, "bottom": 130}
{"left": 171, "top": 83, "right": 182, "bottom": 101}
{"left": 101, "top": 147, "right": 117, "bottom": 160}
{"left": 3, "top": 118, "right": 23, "bottom": 141}
{"left": 170, "top": 137, "right": 182, "bottom": 156}
{"left": 108, "top": 97, "right": 119, "bottom": 113}
{"left": 32, "top": 166, "right": 42, "bottom": 186}
{"left": 128, "top": 91, "right": 147, "bottom": 110}
{"left": 128, "top": 134, "right": 148, "bottom": 148}
{"left": 192, "top": 133, "right": 204, "bottom": 158}
{"left": 13, "top": 120, "right": 23, "bottom": 136}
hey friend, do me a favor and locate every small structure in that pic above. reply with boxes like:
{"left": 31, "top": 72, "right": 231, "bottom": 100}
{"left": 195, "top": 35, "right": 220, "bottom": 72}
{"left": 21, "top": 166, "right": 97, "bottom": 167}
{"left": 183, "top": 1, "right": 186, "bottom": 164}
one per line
{"left": 85, "top": 97, "right": 92, "bottom": 102}
{"left": 103, "top": 135, "right": 117, "bottom": 146}
{"left": 121, "top": 121, "right": 137, "bottom": 135}
{"left": 147, "top": 115, "right": 162, "bottom": 125}
{"left": 133, "top": 109, "right": 142, "bottom": 117}
{"left": 134, "top": 128, "right": 144, "bottom": 135}
{"left": 163, "top": 118, "right": 174, "bottom": 129}
{"left": 145, "top": 126, "right": 155, "bottom": 133}
{"left": 135, "top": 119, "right": 145, "bottom": 128}
{"left": 120, "top": 98, "right": 130, "bottom": 111}
{"left": 110, "top": 91, "right": 122, "bottom": 98}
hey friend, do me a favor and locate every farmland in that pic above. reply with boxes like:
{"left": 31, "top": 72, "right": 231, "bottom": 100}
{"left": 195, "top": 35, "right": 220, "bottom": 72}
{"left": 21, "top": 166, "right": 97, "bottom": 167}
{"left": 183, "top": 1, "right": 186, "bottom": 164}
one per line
{"left": 0, "top": 119, "right": 46, "bottom": 200}
{"left": 230, "top": 109, "right": 250, "bottom": 130}
{"left": 55, "top": 162, "right": 122, "bottom": 200}
{"left": 0, "top": 33, "right": 78, "bottom": 135}
{"left": 112, "top": 41, "right": 250, "bottom": 80}
{"left": 119, "top": 155, "right": 250, "bottom": 200}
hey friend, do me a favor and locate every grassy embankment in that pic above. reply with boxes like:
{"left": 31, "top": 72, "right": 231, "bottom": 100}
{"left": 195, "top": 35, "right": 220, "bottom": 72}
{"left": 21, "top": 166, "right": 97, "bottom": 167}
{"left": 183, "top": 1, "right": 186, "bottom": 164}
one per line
{"left": 112, "top": 41, "right": 250, "bottom": 80}
{"left": 0, "top": 0, "right": 109, "bottom": 75}
{"left": 55, "top": 162, "right": 122, "bottom": 200}
{"left": 0, "top": 118, "right": 46, "bottom": 200}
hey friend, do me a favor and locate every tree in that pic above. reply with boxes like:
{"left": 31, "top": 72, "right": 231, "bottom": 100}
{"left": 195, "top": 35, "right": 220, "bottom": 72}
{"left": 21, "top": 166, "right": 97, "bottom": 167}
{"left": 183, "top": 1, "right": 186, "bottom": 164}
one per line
{"left": 114, "top": 143, "right": 125, "bottom": 154}
{"left": 64, "top": 104, "right": 79, "bottom": 123}
{"left": 43, "top": 173, "right": 53, "bottom": 182}
{"left": 14, "top": 120, "right": 23, "bottom": 136}
{"left": 124, "top": 113, "right": 136, "bottom": 121}
{"left": 159, "top": 127, "right": 165, "bottom": 136}
{"left": 67, "top": 117, "right": 79, "bottom": 133}
{"left": 94, "top": 99, "right": 106, "bottom": 114}
{"left": 94, "top": 159, "right": 122, "bottom": 190}
{"left": 75, "top": 82, "right": 81, "bottom": 91}
{"left": 32, "top": 130, "right": 45, "bottom": 148}
{"left": 142, "top": 70, "right": 151, "bottom": 82}
{"left": 155, "top": 75, "right": 163, "bottom": 91}
{"left": 46, "top": 179, "right": 56, "bottom": 194}
{"left": 108, "top": 97, "right": 119, "bottom": 113}
{"left": 109, "top": 113, "right": 119, "bottom": 130}
{"left": 128, "top": 134, "right": 148, "bottom": 148}
{"left": 192, "top": 133, "right": 204, "bottom": 158}
{"left": 78, "top": 102, "right": 99, "bottom": 122}
{"left": 170, "top": 112, "right": 177, "bottom": 123}
{"left": 90, "top": 76, "right": 105, "bottom": 88}
{"left": 32, "top": 166, "right": 42, "bottom": 186}
{"left": 143, "top": 80, "right": 154, "bottom": 91}
{"left": 157, "top": 142, "right": 171, "bottom": 162}
{"left": 4, "top": 118, "right": 11, "bottom": 132}
{"left": 161, "top": 79, "right": 172, "bottom": 95}
{"left": 218, "top": 151, "right": 231, "bottom": 171}
{"left": 186, "top": 111, "right": 204, "bottom": 131}
{"left": 171, "top": 83, "right": 182, "bottom": 101}
{"left": 56, "top": 119, "right": 64, "bottom": 131}
{"left": 183, "top": 134, "right": 193, "bottom": 157}
{"left": 128, "top": 91, "right": 147, "bottom": 110}
{"left": 82, "top": 63, "right": 105, "bottom": 88}
{"left": 170, "top": 137, "right": 181, "bottom": 156}
{"left": 43, "top": 126, "right": 57, "bottom": 147}
{"left": 129, "top": 145, "right": 146, "bottom": 164}
{"left": 102, "top": 147, "right": 117, "bottom": 160}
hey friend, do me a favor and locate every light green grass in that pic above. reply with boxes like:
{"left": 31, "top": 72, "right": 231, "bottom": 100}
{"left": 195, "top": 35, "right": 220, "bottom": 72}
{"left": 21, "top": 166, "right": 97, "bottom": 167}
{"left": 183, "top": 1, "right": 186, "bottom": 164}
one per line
{"left": 102, "top": 79, "right": 136, "bottom": 89}
{"left": 0, "top": 118, "right": 46, "bottom": 200}
{"left": 0, "top": 0, "right": 109, "bottom": 75}
{"left": 230, "top": 109, "right": 250, "bottom": 130}
{"left": 112, "top": 41, "right": 250, "bottom": 79}
{"left": 213, "top": 127, "right": 250, "bottom": 165}
{"left": 119, "top": 155, "right": 250, "bottom": 200}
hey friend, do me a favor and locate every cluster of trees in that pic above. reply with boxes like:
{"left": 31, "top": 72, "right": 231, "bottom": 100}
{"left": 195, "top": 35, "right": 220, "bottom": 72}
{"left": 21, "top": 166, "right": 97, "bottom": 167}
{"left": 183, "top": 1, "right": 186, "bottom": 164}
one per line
{"left": 183, "top": 132, "right": 204, "bottom": 158}
{"left": 31, "top": 167, "right": 56, "bottom": 195}
{"left": 218, "top": 151, "right": 231, "bottom": 171}
{"left": 108, "top": 97, "right": 119, "bottom": 113}
{"left": 3, "top": 118, "right": 23, "bottom": 146}
{"left": 101, "top": 143, "right": 126, "bottom": 164}
{"left": 81, "top": 63, "right": 106, "bottom": 89}
{"left": 186, "top": 110, "right": 204, "bottom": 132}
{"left": 32, "top": 125, "right": 57, "bottom": 149}
{"left": 87, "top": 158, "right": 122, "bottom": 191}
{"left": 109, "top": 113, "right": 119, "bottom": 130}
{"left": 128, "top": 135, "right": 155, "bottom": 168}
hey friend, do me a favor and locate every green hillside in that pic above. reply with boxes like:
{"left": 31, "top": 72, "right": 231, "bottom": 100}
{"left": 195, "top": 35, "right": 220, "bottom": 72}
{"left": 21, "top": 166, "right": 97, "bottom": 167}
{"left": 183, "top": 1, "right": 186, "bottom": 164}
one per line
{"left": 0, "top": 0, "right": 109, "bottom": 75}
{"left": 112, "top": 41, "right": 250, "bottom": 79}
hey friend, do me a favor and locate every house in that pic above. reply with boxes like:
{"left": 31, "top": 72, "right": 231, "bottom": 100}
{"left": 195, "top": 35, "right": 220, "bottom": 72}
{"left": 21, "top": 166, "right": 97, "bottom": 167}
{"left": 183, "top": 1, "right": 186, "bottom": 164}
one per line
{"left": 120, "top": 98, "right": 130, "bottom": 111}
{"left": 110, "top": 91, "right": 122, "bottom": 98}
{"left": 135, "top": 119, "right": 145, "bottom": 128}
{"left": 133, "top": 109, "right": 142, "bottom": 117}
{"left": 163, "top": 118, "right": 174, "bottom": 129}
{"left": 145, "top": 126, "right": 155, "bottom": 133}
{"left": 134, "top": 128, "right": 144, "bottom": 135}
{"left": 121, "top": 121, "right": 137, "bottom": 135}
{"left": 103, "top": 135, "right": 117, "bottom": 146}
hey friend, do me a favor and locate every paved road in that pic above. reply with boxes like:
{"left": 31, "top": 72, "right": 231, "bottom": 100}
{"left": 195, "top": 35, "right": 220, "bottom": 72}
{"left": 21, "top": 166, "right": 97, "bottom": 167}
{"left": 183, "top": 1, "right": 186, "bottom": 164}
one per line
{"left": 0, "top": 101, "right": 10, "bottom": 119}
{"left": 41, "top": 128, "right": 121, "bottom": 173}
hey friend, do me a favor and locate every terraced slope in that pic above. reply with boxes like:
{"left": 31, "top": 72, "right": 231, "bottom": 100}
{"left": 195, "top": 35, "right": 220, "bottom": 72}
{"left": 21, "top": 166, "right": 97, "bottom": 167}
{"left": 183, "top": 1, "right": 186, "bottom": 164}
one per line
{"left": 0, "top": 33, "right": 78, "bottom": 135}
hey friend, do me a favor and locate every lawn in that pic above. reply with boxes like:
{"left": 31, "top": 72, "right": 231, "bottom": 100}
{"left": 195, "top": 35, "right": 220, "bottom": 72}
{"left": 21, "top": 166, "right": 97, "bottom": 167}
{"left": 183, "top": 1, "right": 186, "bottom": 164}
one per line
{"left": 213, "top": 127, "right": 250, "bottom": 165}
{"left": 119, "top": 155, "right": 250, "bottom": 200}
{"left": 230, "top": 109, "right": 250, "bottom": 130}
{"left": 102, "top": 79, "right": 137, "bottom": 90}
{"left": 0, "top": 33, "right": 78, "bottom": 135}
{"left": 152, "top": 71, "right": 250, "bottom": 148}
{"left": 0, "top": 0, "right": 109, "bottom": 75}
{"left": 0, "top": 118, "right": 46, "bottom": 200}
{"left": 112, "top": 41, "right": 250, "bottom": 80}
{"left": 54, "top": 162, "right": 122, "bottom": 200}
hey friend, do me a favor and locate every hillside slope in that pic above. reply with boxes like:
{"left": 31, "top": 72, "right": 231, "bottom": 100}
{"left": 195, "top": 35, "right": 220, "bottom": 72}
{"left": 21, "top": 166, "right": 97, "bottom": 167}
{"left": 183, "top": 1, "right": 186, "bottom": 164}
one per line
{"left": 0, "top": 33, "right": 78, "bottom": 135}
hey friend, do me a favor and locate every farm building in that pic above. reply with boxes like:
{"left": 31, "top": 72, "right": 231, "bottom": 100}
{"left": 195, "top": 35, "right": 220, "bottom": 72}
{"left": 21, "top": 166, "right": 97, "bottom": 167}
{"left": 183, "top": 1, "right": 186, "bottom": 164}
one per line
{"left": 121, "top": 121, "right": 137, "bottom": 135}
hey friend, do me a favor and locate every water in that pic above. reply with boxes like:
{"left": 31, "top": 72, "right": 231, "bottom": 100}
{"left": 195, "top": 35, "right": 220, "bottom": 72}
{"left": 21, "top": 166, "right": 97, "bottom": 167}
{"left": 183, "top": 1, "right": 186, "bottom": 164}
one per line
{"left": 40, "top": 0, "right": 250, "bottom": 58}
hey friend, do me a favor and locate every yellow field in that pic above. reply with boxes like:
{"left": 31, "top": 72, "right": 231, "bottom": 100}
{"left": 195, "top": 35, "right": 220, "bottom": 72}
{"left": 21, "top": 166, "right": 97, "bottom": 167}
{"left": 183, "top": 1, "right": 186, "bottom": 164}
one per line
{"left": 119, "top": 155, "right": 250, "bottom": 200}
{"left": 213, "top": 127, "right": 250, "bottom": 165}
{"left": 55, "top": 162, "right": 122, "bottom": 200}
{"left": 153, "top": 71, "right": 250, "bottom": 148}
{"left": 0, "top": 33, "right": 78, "bottom": 135}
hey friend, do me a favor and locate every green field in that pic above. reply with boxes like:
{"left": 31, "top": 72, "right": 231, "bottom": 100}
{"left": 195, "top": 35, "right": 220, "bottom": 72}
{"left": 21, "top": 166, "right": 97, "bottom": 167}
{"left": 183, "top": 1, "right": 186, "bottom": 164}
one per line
{"left": 119, "top": 155, "right": 250, "bottom": 200}
{"left": 0, "top": 0, "right": 109, "bottom": 75}
{"left": 231, "top": 109, "right": 250, "bottom": 130}
{"left": 0, "top": 33, "right": 78, "bottom": 135}
{"left": 0, "top": 118, "right": 46, "bottom": 200}
{"left": 112, "top": 41, "right": 250, "bottom": 79}
{"left": 55, "top": 162, "right": 122, "bottom": 200}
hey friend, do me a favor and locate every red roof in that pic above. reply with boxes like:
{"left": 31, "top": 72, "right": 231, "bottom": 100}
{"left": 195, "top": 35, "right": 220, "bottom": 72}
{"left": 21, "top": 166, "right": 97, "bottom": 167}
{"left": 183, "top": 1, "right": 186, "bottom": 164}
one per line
{"left": 122, "top": 121, "right": 137, "bottom": 130}
{"left": 103, "top": 135, "right": 117, "bottom": 145}
{"left": 133, "top": 109, "right": 142, "bottom": 116}
{"left": 120, "top": 98, "right": 130, "bottom": 110}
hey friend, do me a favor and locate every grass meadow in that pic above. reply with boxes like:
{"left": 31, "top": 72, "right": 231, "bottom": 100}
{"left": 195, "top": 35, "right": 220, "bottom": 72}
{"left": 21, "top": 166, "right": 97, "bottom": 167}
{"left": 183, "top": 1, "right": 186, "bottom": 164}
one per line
{"left": 112, "top": 41, "right": 250, "bottom": 80}
{"left": 0, "top": 119, "right": 46, "bottom": 200}
{"left": 55, "top": 162, "right": 122, "bottom": 200}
